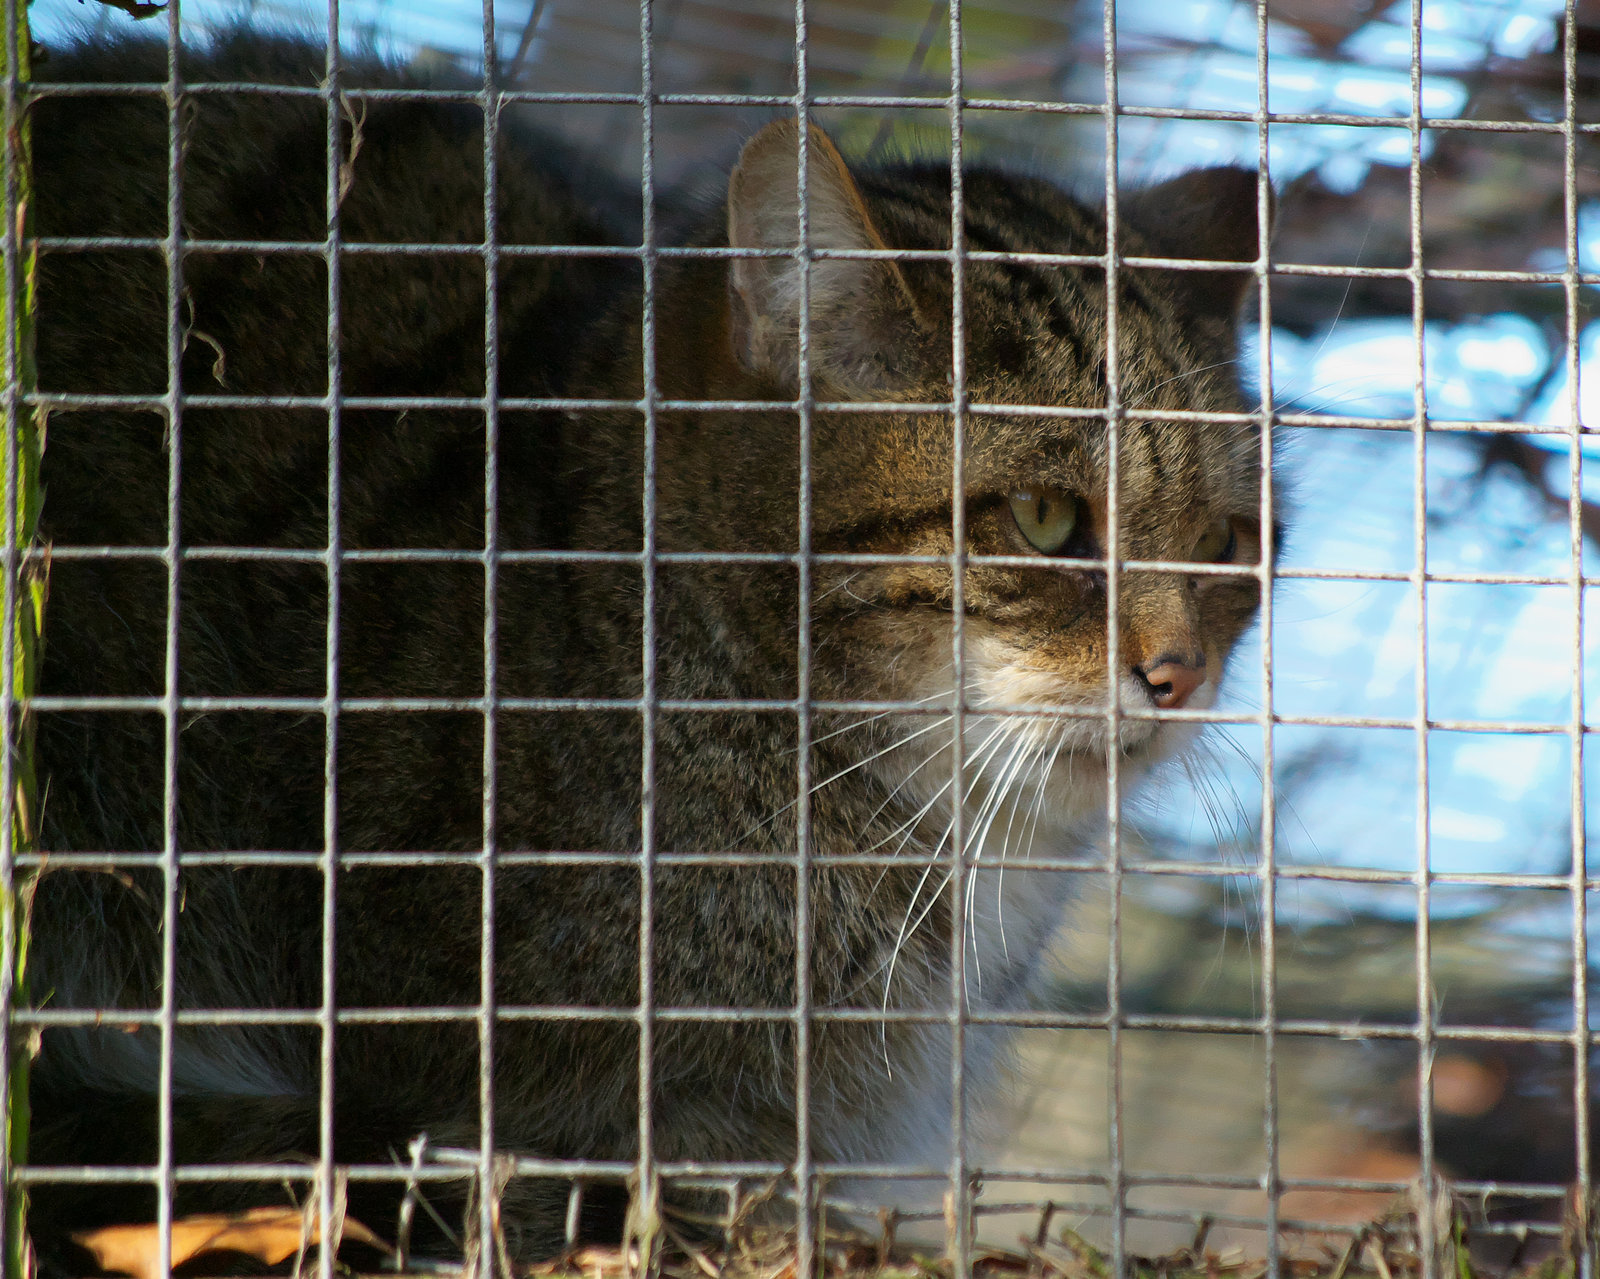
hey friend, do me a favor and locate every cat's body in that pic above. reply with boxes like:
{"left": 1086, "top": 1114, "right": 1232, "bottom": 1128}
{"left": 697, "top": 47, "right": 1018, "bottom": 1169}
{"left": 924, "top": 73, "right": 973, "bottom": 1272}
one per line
{"left": 26, "top": 33, "right": 1270, "bottom": 1257}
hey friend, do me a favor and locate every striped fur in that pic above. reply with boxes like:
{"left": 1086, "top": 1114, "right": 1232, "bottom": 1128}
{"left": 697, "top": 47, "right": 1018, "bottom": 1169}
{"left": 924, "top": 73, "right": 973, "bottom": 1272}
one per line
{"left": 26, "top": 48, "right": 1273, "bottom": 1258}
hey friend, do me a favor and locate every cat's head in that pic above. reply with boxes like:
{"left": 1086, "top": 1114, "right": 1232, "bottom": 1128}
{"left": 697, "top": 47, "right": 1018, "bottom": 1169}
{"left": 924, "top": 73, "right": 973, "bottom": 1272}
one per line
{"left": 650, "top": 119, "right": 1272, "bottom": 824}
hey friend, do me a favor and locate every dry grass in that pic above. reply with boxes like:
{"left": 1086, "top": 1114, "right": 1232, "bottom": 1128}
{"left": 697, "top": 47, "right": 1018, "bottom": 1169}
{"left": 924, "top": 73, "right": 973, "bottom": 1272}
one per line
{"left": 513, "top": 1184, "right": 1590, "bottom": 1279}
{"left": 57, "top": 1174, "right": 1595, "bottom": 1279}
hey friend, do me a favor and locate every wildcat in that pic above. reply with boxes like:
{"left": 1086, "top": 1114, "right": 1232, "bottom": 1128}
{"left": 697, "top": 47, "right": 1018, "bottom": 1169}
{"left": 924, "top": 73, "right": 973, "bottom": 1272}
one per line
{"left": 23, "top": 31, "right": 1272, "bottom": 1260}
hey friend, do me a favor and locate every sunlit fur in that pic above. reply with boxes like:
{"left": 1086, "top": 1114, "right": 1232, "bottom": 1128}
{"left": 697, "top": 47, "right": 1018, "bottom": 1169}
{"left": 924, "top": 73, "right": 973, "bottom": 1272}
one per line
{"left": 27, "top": 41, "right": 1273, "bottom": 1258}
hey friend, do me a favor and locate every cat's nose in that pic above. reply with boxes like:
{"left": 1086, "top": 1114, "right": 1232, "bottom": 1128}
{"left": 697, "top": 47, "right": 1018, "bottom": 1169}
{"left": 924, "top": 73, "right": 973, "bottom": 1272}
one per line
{"left": 1136, "top": 653, "right": 1207, "bottom": 710}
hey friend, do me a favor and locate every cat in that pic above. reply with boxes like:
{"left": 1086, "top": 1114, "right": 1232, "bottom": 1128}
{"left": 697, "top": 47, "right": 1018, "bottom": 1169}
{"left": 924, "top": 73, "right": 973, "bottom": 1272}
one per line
{"left": 22, "top": 30, "right": 1272, "bottom": 1261}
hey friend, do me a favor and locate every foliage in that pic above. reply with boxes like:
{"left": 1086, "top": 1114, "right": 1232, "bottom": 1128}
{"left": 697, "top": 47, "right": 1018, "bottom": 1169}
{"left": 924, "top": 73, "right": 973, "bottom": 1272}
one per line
{"left": 2, "top": 2, "right": 42, "bottom": 1275}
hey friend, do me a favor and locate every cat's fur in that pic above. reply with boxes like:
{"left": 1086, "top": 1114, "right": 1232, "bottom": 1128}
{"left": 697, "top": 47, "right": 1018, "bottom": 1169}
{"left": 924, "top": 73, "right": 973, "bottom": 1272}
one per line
{"left": 25, "top": 33, "right": 1271, "bottom": 1257}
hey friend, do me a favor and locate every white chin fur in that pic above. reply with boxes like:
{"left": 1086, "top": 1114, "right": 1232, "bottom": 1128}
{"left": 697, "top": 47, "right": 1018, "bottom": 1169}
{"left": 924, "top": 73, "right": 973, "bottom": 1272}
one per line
{"left": 887, "top": 633, "right": 1220, "bottom": 827}
{"left": 866, "top": 637, "right": 1225, "bottom": 978}
{"left": 840, "top": 636, "right": 1230, "bottom": 1182}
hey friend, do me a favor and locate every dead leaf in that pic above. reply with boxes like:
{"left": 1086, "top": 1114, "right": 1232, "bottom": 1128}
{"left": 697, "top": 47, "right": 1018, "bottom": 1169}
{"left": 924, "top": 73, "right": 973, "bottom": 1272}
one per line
{"left": 72, "top": 1204, "right": 390, "bottom": 1279}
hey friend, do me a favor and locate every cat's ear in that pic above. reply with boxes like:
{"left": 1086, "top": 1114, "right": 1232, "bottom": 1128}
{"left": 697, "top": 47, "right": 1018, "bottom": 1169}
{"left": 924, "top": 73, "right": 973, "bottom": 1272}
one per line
{"left": 1123, "top": 167, "right": 1272, "bottom": 317}
{"left": 727, "top": 118, "right": 927, "bottom": 393}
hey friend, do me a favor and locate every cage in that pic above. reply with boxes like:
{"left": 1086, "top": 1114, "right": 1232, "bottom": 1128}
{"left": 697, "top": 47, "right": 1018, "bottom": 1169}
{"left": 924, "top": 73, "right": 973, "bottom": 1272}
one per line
{"left": 0, "top": 0, "right": 1594, "bottom": 1277}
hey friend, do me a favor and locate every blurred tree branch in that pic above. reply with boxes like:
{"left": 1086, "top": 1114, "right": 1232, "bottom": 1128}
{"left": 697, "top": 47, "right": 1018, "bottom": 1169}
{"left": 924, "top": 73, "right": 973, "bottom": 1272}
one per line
{"left": 1477, "top": 434, "right": 1600, "bottom": 549}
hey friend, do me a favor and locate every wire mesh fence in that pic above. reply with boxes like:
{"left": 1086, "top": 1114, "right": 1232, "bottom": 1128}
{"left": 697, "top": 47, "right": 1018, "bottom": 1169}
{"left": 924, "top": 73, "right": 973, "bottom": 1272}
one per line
{"left": 0, "top": 0, "right": 1595, "bottom": 1276}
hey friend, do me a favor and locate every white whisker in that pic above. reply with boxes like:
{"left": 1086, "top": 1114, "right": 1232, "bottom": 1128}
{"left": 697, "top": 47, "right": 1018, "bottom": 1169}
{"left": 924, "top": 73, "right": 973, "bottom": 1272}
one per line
{"left": 739, "top": 698, "right": 955, "bottom": 844}
{"left": 804, "top": 686, "right": 951, "bottom": 751}
{"left": 869, "top": 723, "right": 1014, "bottom": 1072}
{"left": 962, "top": 725, "right": 1036, "bottom": 998}
{"left": 1000, "top": 724, "right": 1070, "bottom": 962}
{"left": 1128, "top": 357, "right": 1241, "bottom": 409}
{"left": 863, "top": 722, "right": 1008, "bottom": 857}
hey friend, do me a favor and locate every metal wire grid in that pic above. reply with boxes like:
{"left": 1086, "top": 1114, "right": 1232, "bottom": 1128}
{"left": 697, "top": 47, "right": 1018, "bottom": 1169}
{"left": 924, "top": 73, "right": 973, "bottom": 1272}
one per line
{"left": 0, "top": 0, "right": 1593, "bottom": 1274}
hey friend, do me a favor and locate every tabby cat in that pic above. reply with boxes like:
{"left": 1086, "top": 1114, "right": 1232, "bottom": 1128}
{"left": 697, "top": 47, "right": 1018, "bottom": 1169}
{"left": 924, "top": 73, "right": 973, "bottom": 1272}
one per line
{"left": 24, "top": 32, "right": 1271, "bottom": 1259}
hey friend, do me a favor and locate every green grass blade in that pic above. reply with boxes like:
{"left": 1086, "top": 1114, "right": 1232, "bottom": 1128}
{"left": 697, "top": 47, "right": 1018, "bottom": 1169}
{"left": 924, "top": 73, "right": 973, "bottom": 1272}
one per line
{"left": 2, "top": 3, "right": 41, "bottom": 1276}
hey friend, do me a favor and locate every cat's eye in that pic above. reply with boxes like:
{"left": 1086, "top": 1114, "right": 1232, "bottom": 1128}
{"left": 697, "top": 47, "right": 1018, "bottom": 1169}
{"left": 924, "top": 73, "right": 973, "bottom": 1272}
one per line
{"left": 1010, "top": 486, "right": 1081, "bottom": 555}
{"left": 1192, "top": 519, "right": 1237, "bottom": 564}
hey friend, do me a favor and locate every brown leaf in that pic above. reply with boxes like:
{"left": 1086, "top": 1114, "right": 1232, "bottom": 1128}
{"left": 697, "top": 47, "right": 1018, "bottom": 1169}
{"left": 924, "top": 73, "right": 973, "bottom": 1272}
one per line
{"left": 72, "top": 1204, "right": 390, "bottom": 1279}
